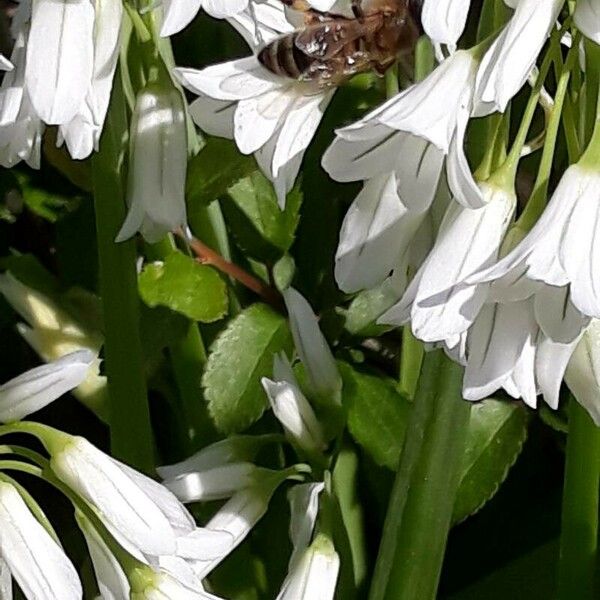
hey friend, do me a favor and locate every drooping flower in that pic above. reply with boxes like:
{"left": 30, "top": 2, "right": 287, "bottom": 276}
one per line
{"left": 421, "top": 0, "right": 471, "bottom": 47}
{"left": 574, "top": 0, "right": 600, "bottom": 44}
{"left": 116, "top": 83, "right": 188, "bottom": 243}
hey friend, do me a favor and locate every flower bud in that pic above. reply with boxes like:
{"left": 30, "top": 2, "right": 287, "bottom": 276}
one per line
{"left": 117, "top": 83, "right": 187, "bottom": 243}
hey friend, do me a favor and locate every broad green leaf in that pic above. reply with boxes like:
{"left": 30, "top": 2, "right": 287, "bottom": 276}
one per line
{"left": 202, "top": 303, "right": 293, "bottom": 433}
{"left": 186, "top": 137, "right": 256, "bottom": 207}
{"left": 339, "top": 361, "right": 410, "bottom": 470}
{"left": 139, "top": 251, "right": 228, "bottom": 323}
{"left": 453, "top": 399, "right": 528, "bottom": 524}
{"left": 222, "top": 170, "right": 302, "bottom": 262}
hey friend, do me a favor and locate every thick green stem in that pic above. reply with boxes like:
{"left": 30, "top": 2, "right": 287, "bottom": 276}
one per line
{"left": 369, "top": 351, "right": 471, "bottom": 600}
{"left": 557, "top": 400, "right": 600, "bottom": 600}
{"left": 92, "top": 70, "right": 155, "bottom": 473}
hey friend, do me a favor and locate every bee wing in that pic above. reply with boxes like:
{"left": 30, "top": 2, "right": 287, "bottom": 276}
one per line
{"left": 293, "top": 15, "right": 381, "bottom": 60}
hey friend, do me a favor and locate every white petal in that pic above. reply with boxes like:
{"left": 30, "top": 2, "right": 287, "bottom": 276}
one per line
{"left": 536, "top": 335, "right": 580, "bottom": 410}
{"left": 566, "top": 320, "right": 600, "bottom": 425}
{"left": 534, "top": 285, "right": 591, "bottom": 343}
{"left": 175, "top": 59, "right": 278, "bottom": 102}
{"left": 163, "top": 463, "right": 258, "bottom": 503}
{"left": 283, "top": 288, "right": 342, "bottom": 402}
{"left": 574, "top": 0, "right": 600, "bottom": 44}
{"left": 288, "top": 482, "right": 324, "bottom": 566}
{"left": 463, "top": 300, "right": 536, "bottom": 400}
{"left": 0, "top": 350, "right": 95, "bottom": 422}
{"left": 50, "top": 437, "right": 177, "bottom": 555}
{"left": 26, "top": 0, "right": 94, "bottom": 124}
{"left": 422, "top": 0, "right": 471, "bottom": 45}
{"left": 189, "top": 97, "right": 235, "bottom": 138}
{"left": 0, "top": 558, "right": 11, "bottom": 600}
{"left": 176, "top": 528, "right": 234, "bottom": 561}
{"left": 0, "top": 482, "right": 82, "bottom": 600}
{"left": 335, "top": 173, "right": 424, "bottom": 293}
{"left": 475, "top": 0, "right": 563, "bottom": 112}
{"left": 203, "top": 0, "right": 248, "bottom": 18}
{"left": 160, "top": 0, "right": 203, "bottom": 36}
{"left": 76, "top": 510, "right": 130, "bottom": 600}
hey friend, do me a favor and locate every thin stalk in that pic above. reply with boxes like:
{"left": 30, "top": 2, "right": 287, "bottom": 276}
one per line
{"left": 369, "top": 351, "right": 471, "bottom": 600}
{"left": 92, "top": 70, "right": 155, "bottom": 473}
{"left": 385, "top": 64, "right": 399, "bottom": 98}
{"left": 557, "top": 399, "right": 600, "bottom": 600}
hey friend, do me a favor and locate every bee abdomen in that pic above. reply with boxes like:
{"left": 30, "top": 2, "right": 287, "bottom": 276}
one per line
{"left": 258, "top": 34, "right": 314, "bottom": 80}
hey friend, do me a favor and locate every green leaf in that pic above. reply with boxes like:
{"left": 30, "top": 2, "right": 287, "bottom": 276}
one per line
{"left": 222, "top": 170, "right": 302, "bottom": 262}
{"left": 453, "top": 399, "right": 529, "bottom": 524}
{"left": 139, "top": 251, "right": 228, "bottom": 323}
{"left": 339, "top": 362, "right": 410, "bottom": 470}
{"left": 186, "top": 137, "right": 256, "bottom": 207}
{"left": 202, "top": 303, "right": 293, "bottom": 433}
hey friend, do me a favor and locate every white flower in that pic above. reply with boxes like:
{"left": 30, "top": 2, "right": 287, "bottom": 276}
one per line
{"left": 469, "top": 164, "right": 600, "bottom": 320}
{"left": 130, "top": 567, "right": 223, "bottom": 599}
{"left": 176, "top": 5, "right": 333, "bottom": 206}
{"left": 322, "top": 50, "right": 482, "bottom": 209}
{"left": 116, "top": 83, "right": 188, "bottom": 243}
{"left": 276, "top": 533, "right": 340, "bottom": 600}
{"left": 261, "top": 354, "right": 326, "bottom": 455}
{"left": 574, "top": 0, "right": 600, "bottom": 44}
{"left": 334, "top": 173, "right": 430, "bottom": 293}
{"left": 475, "top": 0, "right": 565, "bottom": 114}
{"left": 0, "top": 481, "right": 82, "bottom": 600}
{"left": 380, "top": 182, "right": 516, "bottom": 342}
{"left": 421, "top": 0, "right": 471, "bottom": 47}
{"left": 46, "top": 435, "right": 178, "bottom": 556}
{"left": 283, "top": 287, "right": 342, "bottom": 403}
{"left": 160, "top": 0, "right": 249, "bottom": 37}
{"left": 0, "top": 350, "right": 95, "bottom": 422}
{"left": 287, "top": 482, "right": 324, "bottom": 567}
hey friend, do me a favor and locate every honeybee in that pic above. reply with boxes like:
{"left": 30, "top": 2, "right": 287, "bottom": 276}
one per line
{"left": 258, "top": 0, "right": 422, "bottom": 90}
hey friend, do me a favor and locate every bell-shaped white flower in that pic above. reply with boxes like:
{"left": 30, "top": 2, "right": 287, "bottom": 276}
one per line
{"left": 129, "top": 566, "right": 223, "bottom": 599}
{"left": 176, "top": 5, "right": 332, "bottom": 207}
{"left": 0, "top": 481, "right": 82, "bottom": 599}
{"left": 469, "top": 164, "right": 600, "bottom": 320}
{"left": 262, "top": 353, "right": 326, "bottom": 455}
{"left": 0, "top": 349, "right": 95, "bottom": 422}
{"left": 323, "top": 50, "right": 483, "bottom": 209}
{"left": 276, "top": 533, "right": 340, "bottom": 600}
{"left": 160, "top": 0, "right": 249, "bottom": 36}
{"left": 381, "top": 182, "right": 516, "bottom": 342}
{"left": 335, "top": 173, "right": 430, "bottom": 293}
{"left": 475, "top": 0, "right": 564, "bottom": 114}
{"left": 287, "top": 482, "right": 324, "bottom": 567}
{"left": 45, "top": 434, "right": 178, "bottom": 556}
{"left": 574, "top": 0, "right": 600, "bottom": 44}
{"left": 117, "top": 83, "right": 188, "bottom": 243}
{"left": 283, "top": 287, "right": 342, "bottom": 403}
{"left": 421, "top": 0, "right": 471, "bottom": 47}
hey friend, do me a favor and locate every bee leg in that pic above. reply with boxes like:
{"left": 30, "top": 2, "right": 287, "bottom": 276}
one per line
{"left": 351, "top": 0, "right": 364, "bottom": 19}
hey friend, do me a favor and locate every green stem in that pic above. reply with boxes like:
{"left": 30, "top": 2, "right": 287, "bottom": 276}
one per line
{"left": 369, "top": 351, "right": 470, "bottom": 600}
{"left": 385, "top": 64, "right": 399, "bottom": 98}
{"left": 399, "top": 326, "right": 423, "bottom": 399}
{"left": 92, "top": 69, "right": 155, "bottom": 473}
{"left": 517, "top": 39, "right": 579, "bottom": 231}
{"left": 584, "top": 40, "right": 600, "bottom": 145}
{"left": 557, "top": 400, "right": 600, "bottom": 600}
